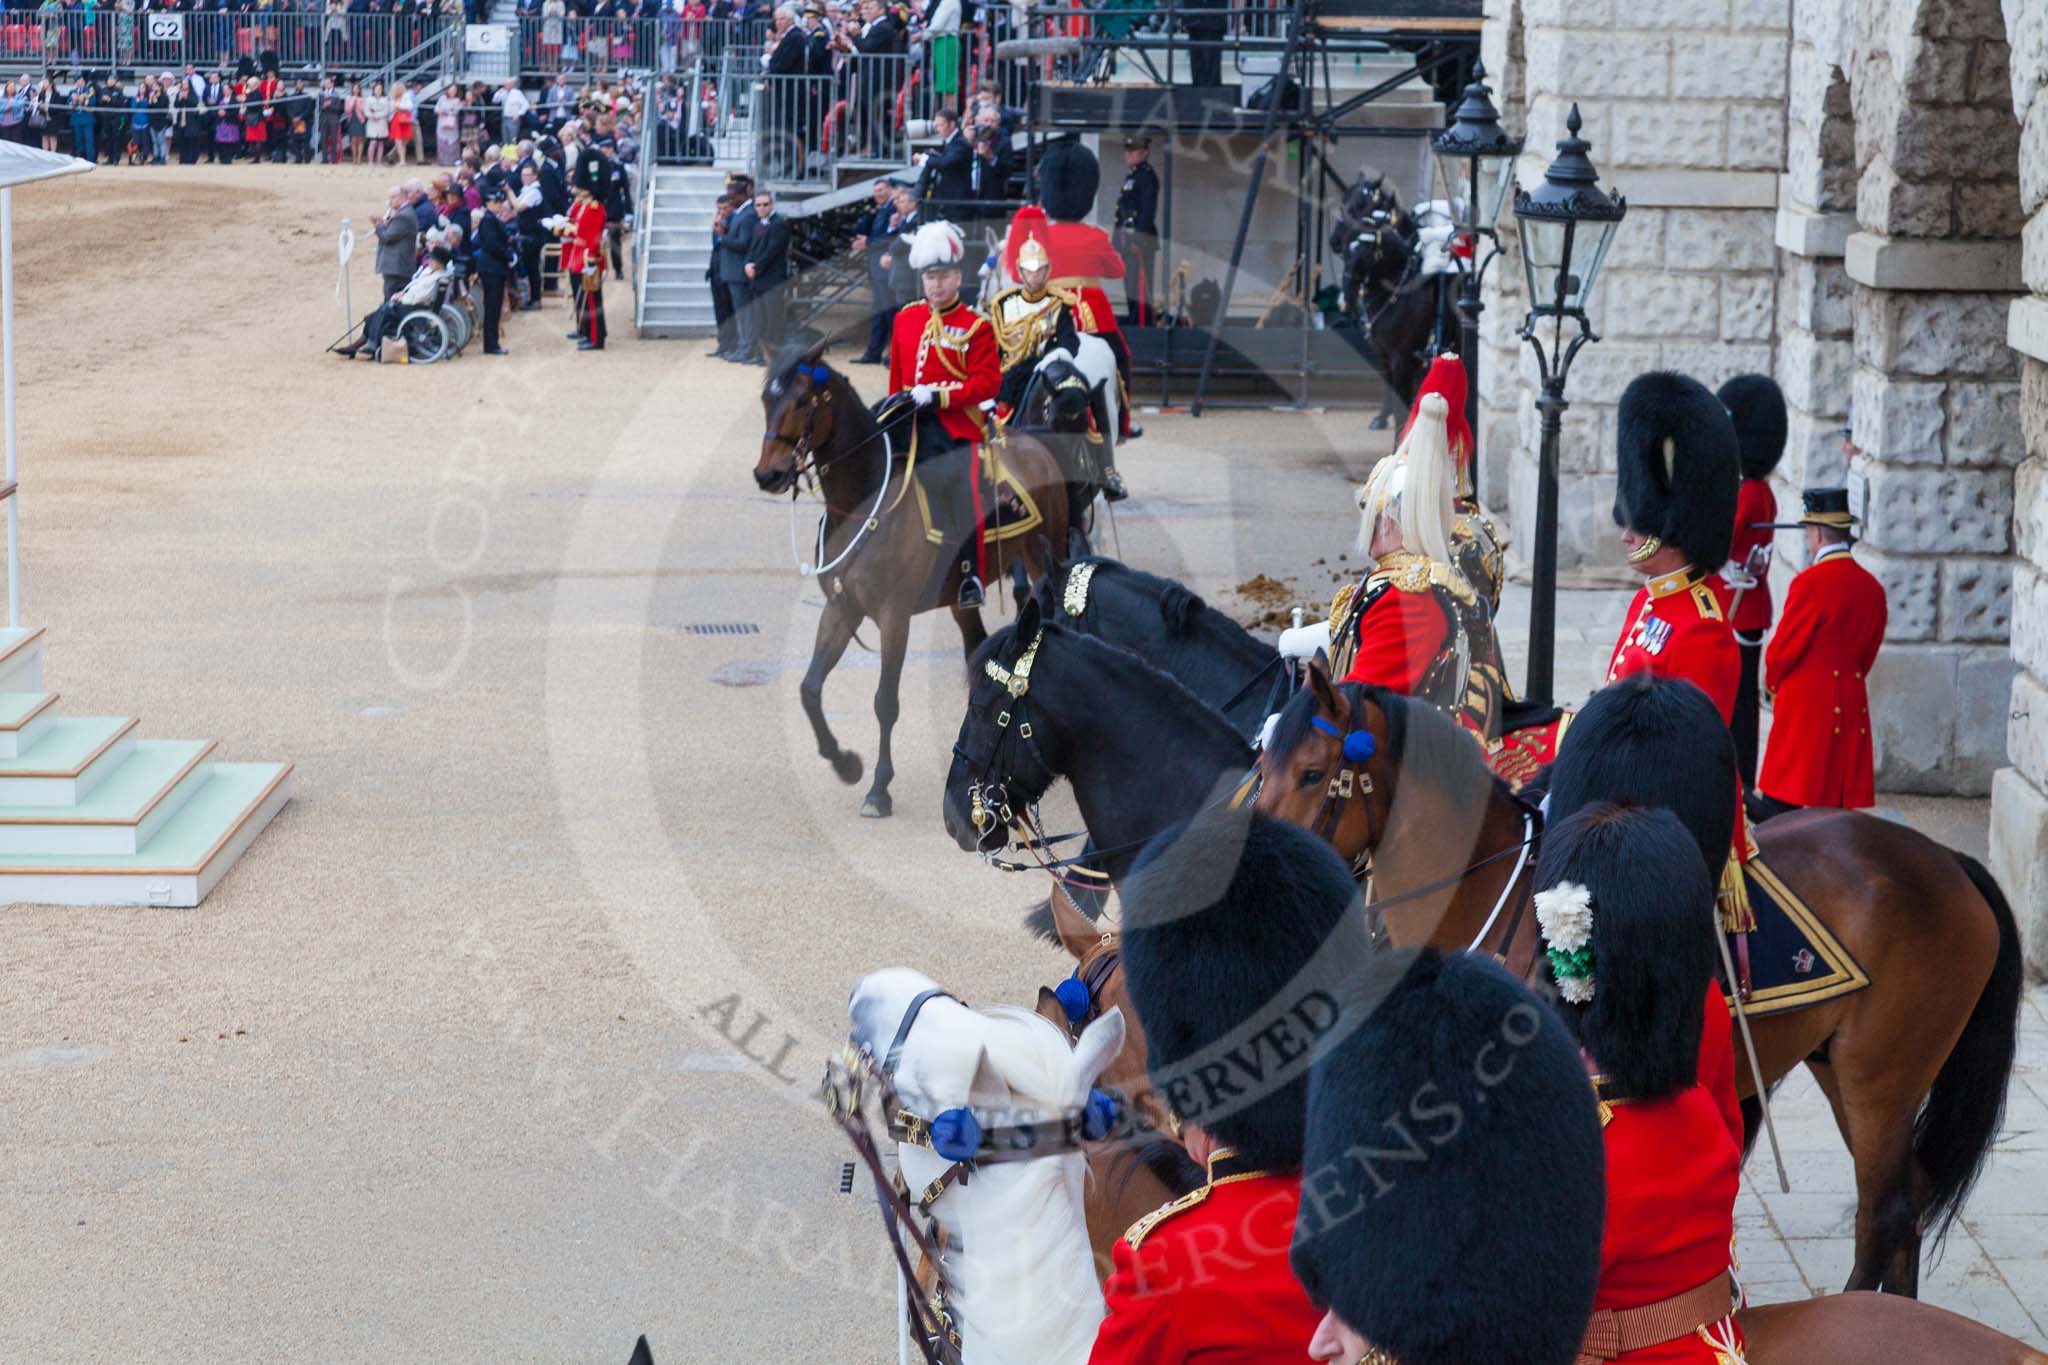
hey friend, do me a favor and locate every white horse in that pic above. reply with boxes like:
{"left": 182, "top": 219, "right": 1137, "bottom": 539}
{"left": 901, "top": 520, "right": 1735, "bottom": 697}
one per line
{"left": 1037, "top": 332, "right": 1121, "bottom": 459}
{"left": 849, "top": 967, "right": 1123, "bottom": 1365}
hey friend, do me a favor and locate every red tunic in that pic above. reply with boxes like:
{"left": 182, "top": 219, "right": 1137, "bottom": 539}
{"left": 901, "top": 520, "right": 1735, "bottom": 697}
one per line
{"left": 1758, "top": 547, "right": 1887, "bottom": 809}
{"left": 562, "top": 198, "right": 607, "bottom": 276}
{"left": 1726, "top": 479, "right": 1777, "bottom": 635}
{"left": 1342, "top": 583, "right": 1451, "bottom": 693}
{"left": 1606, "top": 567, "right": 1755, "bottom": 916}
{"left": 888, "top": 299, "right": 1000, "bottom": 446}
{"left": 1594, "top": 1082, "right": 1745, "bottom": 1364}
{"left": 1088, "top": 1152, "right": 1322, "bottom": 1364}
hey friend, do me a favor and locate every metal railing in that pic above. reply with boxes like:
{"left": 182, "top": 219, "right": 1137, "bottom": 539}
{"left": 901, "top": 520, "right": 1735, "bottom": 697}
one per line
{"left": 14, "top": 12, "right": 461, "bottom": 76}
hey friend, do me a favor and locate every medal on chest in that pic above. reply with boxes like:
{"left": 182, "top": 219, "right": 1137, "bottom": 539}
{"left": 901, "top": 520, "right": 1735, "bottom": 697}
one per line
{"left": 1631, "top": 612, "right": 1672, "bottom": 657}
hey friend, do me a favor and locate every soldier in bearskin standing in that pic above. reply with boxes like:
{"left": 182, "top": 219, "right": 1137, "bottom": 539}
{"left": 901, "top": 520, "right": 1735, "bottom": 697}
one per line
{"left": 1717, "top": 373, "right": 1788, "bottom": 786}
{"left": 1092, "top": 806, "right": 1375, "bottom": 1363}
{"left": 1603, "top": 371, "right": 1758, "bottom": 961}
{"left": 1289, "top": 949, "right": 1606, "bottom": 1365}
{"left": 1756, "top": 488, "right": 1888, "bottom": 817}
{"left": 559, "top": 151, "right": 609, "bottom": 351}
{"left": 1532, "top": 802, "right": 1748, "bottom": 1365}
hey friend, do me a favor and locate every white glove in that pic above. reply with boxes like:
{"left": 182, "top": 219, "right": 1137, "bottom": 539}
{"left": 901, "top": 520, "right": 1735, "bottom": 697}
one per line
{"left": 1277, "top": 620, "right": 1331, "bottom": 661}
{"left": 1717, "top": 558, "right": 1755, "bottom": 592}
{"left": 911, "top": 384, "right": 936, "bottom": 407}
{"left": 1257, "top": 712, "right": 1279, "bottom": 751}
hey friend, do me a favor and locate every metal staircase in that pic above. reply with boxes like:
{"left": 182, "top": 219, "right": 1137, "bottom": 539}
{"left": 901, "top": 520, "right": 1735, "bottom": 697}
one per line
{"left": 635, "top": 166, "right": 726, "bottom": 336}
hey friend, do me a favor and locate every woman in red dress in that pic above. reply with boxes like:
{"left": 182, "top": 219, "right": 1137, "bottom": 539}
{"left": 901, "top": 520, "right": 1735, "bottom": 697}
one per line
{"left": 1535, "top": 801, "right": 1748, "bottom": 1365}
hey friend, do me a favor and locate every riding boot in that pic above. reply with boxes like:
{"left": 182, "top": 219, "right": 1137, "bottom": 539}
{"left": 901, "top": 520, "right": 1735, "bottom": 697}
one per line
{"left": 1102, "top": 468, "right": 1129, "bottom": 502}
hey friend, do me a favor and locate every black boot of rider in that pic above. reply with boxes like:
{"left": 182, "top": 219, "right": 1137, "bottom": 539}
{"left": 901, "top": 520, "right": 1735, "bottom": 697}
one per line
{"left": 1103, "top": 469, "right": 1129, "bottom": 502}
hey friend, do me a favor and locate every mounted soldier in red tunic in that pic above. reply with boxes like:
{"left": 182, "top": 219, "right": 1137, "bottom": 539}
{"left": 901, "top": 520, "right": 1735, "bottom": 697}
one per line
{"left": 1401, "top": 352, "right": 1507, "bottom": 611}
{"left": 1603, "top": 370, "right": 1759, "bottom": 964}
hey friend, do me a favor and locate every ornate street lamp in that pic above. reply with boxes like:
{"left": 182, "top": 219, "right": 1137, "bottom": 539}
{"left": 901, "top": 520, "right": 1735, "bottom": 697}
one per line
{"left": 1512, "top": 103, "right": 1625, "bottom": 709}
{"left": 1430, "top": 60, "right": 1521, "bottom": 492}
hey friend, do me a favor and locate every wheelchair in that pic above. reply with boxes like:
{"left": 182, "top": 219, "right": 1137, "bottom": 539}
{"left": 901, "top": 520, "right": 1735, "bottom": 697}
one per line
{"left": 391, "top": 261, "right": 479, "bottom": 365}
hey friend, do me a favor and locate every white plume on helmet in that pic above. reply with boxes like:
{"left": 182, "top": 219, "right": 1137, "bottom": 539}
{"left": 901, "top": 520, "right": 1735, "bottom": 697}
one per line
{"left": 908, "top": 220, "right": 966, "bottom": 271}
{"left": 1357, "top": 392, "right": 1456, "bottom": 567}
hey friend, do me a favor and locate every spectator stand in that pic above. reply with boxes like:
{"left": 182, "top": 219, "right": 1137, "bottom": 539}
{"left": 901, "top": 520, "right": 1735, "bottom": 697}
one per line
{"left": 1000, "top": 0, "right": 1478, "bottom": 410}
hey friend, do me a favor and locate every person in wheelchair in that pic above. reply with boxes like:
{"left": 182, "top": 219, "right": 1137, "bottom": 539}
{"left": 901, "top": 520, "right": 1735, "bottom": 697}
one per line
{"left": 334, "top": 247, "right": 452, "bottom": 361}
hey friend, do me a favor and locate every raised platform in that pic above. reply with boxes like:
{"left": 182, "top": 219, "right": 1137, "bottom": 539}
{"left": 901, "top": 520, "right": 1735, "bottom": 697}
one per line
{"left": 0, "top": 629, "right": 291, "bottom": 906}
{"left": 1125, "top": 322, "right": 1390, "bottom": 407}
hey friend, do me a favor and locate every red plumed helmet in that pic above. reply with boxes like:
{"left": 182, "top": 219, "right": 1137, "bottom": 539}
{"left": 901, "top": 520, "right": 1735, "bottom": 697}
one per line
{"left": 1398, "top": 354, "right": 1473, "bottom": 477}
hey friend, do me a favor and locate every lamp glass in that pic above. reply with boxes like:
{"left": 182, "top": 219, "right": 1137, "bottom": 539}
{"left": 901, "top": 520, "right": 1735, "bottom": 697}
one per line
{"left": 1517, "top": 215, "right": 1570, "bottom": 306}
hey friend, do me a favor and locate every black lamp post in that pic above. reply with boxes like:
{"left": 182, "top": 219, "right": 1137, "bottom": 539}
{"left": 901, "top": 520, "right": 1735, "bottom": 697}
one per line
{"left": 1512, "top": 103, "right": 1625, "bottom": 709}
{"left": 1430, "top": 61, "right": 1521, "bottom": 497}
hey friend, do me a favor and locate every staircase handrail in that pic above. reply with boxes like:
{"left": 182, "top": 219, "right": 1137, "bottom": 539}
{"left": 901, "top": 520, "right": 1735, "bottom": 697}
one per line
{"left": 369, "top": 19, "right": 459, "bottom": 106}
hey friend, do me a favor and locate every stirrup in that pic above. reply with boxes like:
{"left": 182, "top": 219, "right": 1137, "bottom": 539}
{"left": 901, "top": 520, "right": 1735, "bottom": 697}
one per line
{"left": 1102, "top": 469, "right": 1129, "bottom": 502}
{"left": 956, "top": 574, "right": 985, "bottom": 609}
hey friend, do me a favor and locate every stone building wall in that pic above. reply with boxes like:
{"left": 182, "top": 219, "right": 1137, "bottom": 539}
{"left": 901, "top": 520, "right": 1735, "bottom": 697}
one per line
{"left": 1990, "top": 0, "right": 2048, "bottom": 975}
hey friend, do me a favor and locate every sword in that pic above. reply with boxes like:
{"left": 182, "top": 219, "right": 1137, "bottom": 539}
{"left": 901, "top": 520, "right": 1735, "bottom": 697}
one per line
{"left": 1718, "top": 926, "right": 1791, "bottom": 1194}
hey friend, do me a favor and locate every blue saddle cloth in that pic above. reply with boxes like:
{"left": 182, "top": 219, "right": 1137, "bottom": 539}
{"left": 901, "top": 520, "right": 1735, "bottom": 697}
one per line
{"left": 1722, "top": 857, "right": 1870, "bottom": 1019}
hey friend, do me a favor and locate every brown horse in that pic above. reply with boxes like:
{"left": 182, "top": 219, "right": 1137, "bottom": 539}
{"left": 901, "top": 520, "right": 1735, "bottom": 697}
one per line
{"left": 1254, "top": 666, "right": 2025, "bottom": 1299}
{"left": 753, "top": 342, "right": 1072, "bottom": 817}
{"left": 1736, "top": 1293, "right": 2048, "bottom": 1363}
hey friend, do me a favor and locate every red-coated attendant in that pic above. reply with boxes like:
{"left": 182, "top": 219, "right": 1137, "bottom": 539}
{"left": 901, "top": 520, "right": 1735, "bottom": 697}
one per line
{"left": 1535, "top": 803, "right": 1746, "bottom": 1365}
{"left": 1757, "top": 488, "right": 1888, "bottom": 814}
{"left": 1604, "top": 371, "right": 1756, "bottom": 942}
{"left": 1717, "top": 374, "right": 1788, "bottom": 787}
{"left": 560, "top": 165, "right": 608, "bottom": 351}
{"left": 886, "top": 219, "right": 1000, "bottom": 450}
{"left": 1096, "top": 811, "right": 1370, "bottom": 1364}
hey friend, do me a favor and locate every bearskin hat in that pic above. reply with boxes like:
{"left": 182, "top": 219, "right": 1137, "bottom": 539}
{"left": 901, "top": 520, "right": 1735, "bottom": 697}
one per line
{"left": 1120, "top": 806, "right": 1378, "bottom": 1172}
{"left": 1289, "top": 950, "right": 1606, "bottom": 1365}
{"left": 1545, "top": 673, "right": 1736, "bottom": 888}
{"left": 572, "top": 149, "right": 605, "bottom": 194}
{"left": 1613, "top": 371, "right": 1740, "bottom": 572}
{"left": 907, "top": 219, "right": 965, "bottom": 271}
{"left": 1036, "top": 139, "right": 1100, "bottom": 222}
{"left": 1533, "top": 803, "right": 1717, "bottom": 1100}
{"left": 1718, "top": 373, "right": 1788, "bottom": 482}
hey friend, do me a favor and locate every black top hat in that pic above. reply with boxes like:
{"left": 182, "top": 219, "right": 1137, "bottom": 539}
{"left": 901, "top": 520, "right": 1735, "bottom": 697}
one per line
{"left": 1768, "top": 485, "right": 1858, "bottom": 532}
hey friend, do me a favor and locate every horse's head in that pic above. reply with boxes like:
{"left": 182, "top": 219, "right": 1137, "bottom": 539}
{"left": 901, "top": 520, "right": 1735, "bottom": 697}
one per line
{"left": 1030, "top": 885, "right": 1177, "bottom": 1141}
{"left": 753, "top": 340, "right": 837, "bottom": 494}
{"left": 1035, "top": 351, "right": 1098, "bottom": 435}
{"left": 1254, "top": 662, "right": 1393, "bottom": 878}
{"left": 943, "top": 594, "right": 1062, "bottom": 852}
{"left": 848, "top": 965, "right": 1124, "bottom": 1350}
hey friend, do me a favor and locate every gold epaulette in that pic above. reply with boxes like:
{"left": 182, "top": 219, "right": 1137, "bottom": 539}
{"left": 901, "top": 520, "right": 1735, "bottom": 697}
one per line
{"left": 1325, "top": 580, "right": 1357, "bottom": 637}
{"left": 1366, "top": 553, "right": 1476, "bottom": 606}
{"left": 1124, "top": 1185, "right": 1211, "bottom": 1249}
{"left": 1689, "top": 581, "right": 1725, "bottom": 623}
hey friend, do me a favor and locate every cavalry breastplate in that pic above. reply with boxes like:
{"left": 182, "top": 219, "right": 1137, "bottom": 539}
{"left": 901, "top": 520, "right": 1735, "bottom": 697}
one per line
{"left": 1327, "top": 553, "right": 1506, "bottom": 743}
{"left": 990, "top": 288, "right": 1071, "bottom": 372}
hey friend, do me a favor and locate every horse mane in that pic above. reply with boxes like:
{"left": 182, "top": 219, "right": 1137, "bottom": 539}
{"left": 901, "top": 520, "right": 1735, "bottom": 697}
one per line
{"left": 1059, "top": 556, "right": 1212, "bottom": 641}
{"left": 1270, "top": 680, "right": 1503, "bottom": 820}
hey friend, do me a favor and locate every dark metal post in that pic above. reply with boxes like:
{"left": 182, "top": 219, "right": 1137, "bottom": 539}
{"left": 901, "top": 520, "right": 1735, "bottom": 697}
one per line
{"left": 1526, "top": 378, "right": 1565, "bottom": 708}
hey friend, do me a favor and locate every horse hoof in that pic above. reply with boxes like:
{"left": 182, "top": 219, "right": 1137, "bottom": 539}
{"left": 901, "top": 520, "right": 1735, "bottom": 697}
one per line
{"left": 1369, "top": 415, "right": 1390, "bottom": 430}
{"left": 860, "top": 794, "right": 893, "bottom": 818}
{"left": 832, "top": 752, "right": 864, "bottom": 785}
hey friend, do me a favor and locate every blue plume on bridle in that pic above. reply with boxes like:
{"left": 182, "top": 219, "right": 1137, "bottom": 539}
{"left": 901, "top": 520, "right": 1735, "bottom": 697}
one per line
{"left": 1311, "top": 713, "right": 1377, "bottom": 764}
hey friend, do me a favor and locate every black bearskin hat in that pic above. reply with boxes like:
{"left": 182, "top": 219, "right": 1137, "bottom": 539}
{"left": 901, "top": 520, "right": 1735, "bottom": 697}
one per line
{"left": 1718, "top": 372, "right": 1788, "bottom": 482}
{"left": 1036, "top": 139, "right": 1100, "bottom": 222}
{"left": 1545, "top": 673, "right": 1735, "bottom": 886}
{"left": 1290, "top": 950, "right": 1605, "bottom": 1365}
{"left": 573, "top": 150, "right": 605, "bottom": 194}
{"left": 1120, "top": 806, "right": 1378, "bottom": 1172}
{"left": 1533, "top": 803, "right": 1716, "bottom": 1100}
{"left": 1613, "top": 371, "right": 1740, "bottom": 571}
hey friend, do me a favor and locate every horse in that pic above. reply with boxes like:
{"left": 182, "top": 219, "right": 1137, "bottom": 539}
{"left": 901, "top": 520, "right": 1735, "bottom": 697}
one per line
{"left": 1011, "top": 348, "right": 1113, "bottom": 539}
{"left": 847, "top": 965, "right": 1121, "bottom": 1364}
{"left": 753, "top": 341, "right": 1074, "bottom": 818}
{"left": 940, "top": 598, "right": 1253, "bottom": 888}
{"left": 1028, "top": 556, "right": 1285, "bottom": 742}
{"left": 1254, "top": 667, "right": 2025, "bottom": 1298}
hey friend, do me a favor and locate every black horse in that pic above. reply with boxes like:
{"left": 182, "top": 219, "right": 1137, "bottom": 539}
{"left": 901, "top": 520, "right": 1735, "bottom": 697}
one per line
{"left": 1029, "top": 555, "right": 1286, "bottom": 741}
{"left": 1330, "top": 174, "right": 1459, "bottom": 420}
{"left": 942, "top": 596, "right": 1253, "bottom": 890}
{"left": 1013, "top": 353, "right": 1108, "bottom": 538}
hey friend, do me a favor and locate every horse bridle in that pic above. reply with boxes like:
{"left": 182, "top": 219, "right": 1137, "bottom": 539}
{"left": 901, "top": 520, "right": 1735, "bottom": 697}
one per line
{"left": 1303, "top": 691, "right": 1381, "bottom": 883}
{"left": 953, "top": 626, "right": 1060, "bottom": 852}
{"left": 1048, "top": 927, "right": 1122, "bottom": 1039}
{"left": 762, "top": 367, "right": 905, "bottom": 500}
{"left": 824, "top": 985, "right": 1125, "bottom": 1365}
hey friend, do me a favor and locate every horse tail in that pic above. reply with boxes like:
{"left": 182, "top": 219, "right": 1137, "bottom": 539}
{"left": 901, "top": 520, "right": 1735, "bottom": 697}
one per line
{"left": 1157, "top": 582, "right": 1207, "bottom": 637}
{"left": 1916, "top": 852, "right": 2024, "bottom": 1246}
{"left": 1021, "top": 872, "right": 1110, "bottom": 941}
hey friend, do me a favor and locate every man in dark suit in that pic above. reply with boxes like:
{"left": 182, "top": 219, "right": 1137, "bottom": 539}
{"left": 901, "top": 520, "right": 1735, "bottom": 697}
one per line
{"left": 851, "top": 0, "right": 902, "bottom": 156}
{"left": 718, "top": 193, "right": 760, "bottom": 363}
{"left": 879, "top": 182, "right": 923, "bottom": 309}
{"left": 764, "top": 6, "right": 808, "bottom": 177}
{"left": 373, "top": 188, "right": 421, "bottom": 301}
{"left": 473, "top": 190, "right": 517, "bottom": 355}
{"left": 917, "top": 105, "right": 973, "bottom": 221}
{"left": 743, "top": 190, "right": 794, "bottom": 361}
{"left": 851, "top": 178, "right": 899, "bottom": 364}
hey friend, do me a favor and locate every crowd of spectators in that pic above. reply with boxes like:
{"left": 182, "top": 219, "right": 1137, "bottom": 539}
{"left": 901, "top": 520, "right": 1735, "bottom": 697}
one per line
{"left": 0, "top": 63, "right": 645, "bottom": 167}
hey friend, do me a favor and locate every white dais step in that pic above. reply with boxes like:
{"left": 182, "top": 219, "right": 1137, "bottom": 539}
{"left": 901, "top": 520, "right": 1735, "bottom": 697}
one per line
{"left": 0, "top": 691, "right": 59, "bottom": 759}
{"left": 0, "top": 716, "right": 139, "bottom": 805}
{"left": 0, "top": 627, "right": 46, "bottom": 693}
{"left": 0, "top": 761, "right": 293, "bottom": 908}
{"left": 0, "top": 739, "right": 217, "bottom": 855}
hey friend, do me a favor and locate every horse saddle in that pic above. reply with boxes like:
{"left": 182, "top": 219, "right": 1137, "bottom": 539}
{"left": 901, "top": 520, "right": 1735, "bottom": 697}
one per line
{"left": 1723, "top": 858, "right": 1870, "bottom": 1019}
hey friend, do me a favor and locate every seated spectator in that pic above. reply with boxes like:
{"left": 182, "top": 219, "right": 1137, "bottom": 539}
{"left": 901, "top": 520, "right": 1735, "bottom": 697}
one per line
{"left": 334, "top": 247, "right": 451, "bottom": 359}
